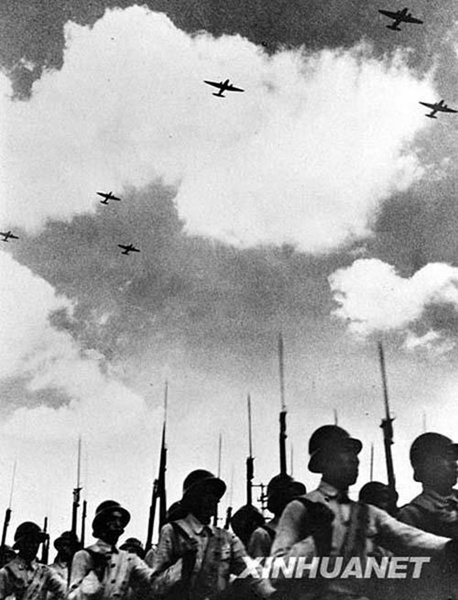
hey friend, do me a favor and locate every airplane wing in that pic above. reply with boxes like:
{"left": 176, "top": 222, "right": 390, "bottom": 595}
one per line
{"left": 419, "top": 102, "right": 436, "bottom": 110}
{"left": 404, "top": 15, "right": 423, "bottom": 24}
{"left": 226, "top": 84, "right": 244, "bottom": 93}
{"left": 204, "top": 80, "right": 223, "bottom": 90}
{"left": 9, "top": 234, "right": 18, "bottom": 239}
{"left": 131, "top": 247, "right": 140, "bottom": 253}
{"left": 378, "top": 9, "right": 399, "bottom": 19}
{"left": 111, "top": 195, "right": 121, "bottom": 201}
{"left": 97, "top": 192, "right": 108, "bottom": 198}
{"left": 118, "top": 244, "right": 129, "bottom": 251}
{"left": 442, "top": 106, "right": 458, "bottom": 113}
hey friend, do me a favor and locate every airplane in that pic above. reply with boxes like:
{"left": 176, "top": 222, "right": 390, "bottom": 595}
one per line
{"left": 97, "top": 191, "right": 122, "bottom": 204}
{"left": 203, "top": 79, "right": 244, "bottom": 98}
{"left": 118, "top": 244, "right": 140, "bottom": 255}
{"left": 0, "top": 231, "right": 19, "bottom": 242}
{"left": 378, "top": 8, "right": 423, "bottom": 30}
{"left": 419, "top": 99, "right": 458, "bottom": 119}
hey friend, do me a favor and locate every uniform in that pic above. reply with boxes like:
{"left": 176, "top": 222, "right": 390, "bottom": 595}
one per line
{"left": 271, "top": 479, "right": 451, "bottom": 600}
{"left": 151, "top": 512, "right": 273, "bottom": 600}
{"left": 0, "top": 556, "right": 66, "bottom": 600}
{"left": 68, "top": 539, "right": 154, "bottom": 600}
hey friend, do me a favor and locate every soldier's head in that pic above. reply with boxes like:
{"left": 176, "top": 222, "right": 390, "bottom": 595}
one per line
{"left": 359, "top": 481, "right": 398, "bottom": 516}
{"left": 92, "top": 500, "right": 131, "bottom": 546}
{"left": 266, "top": 474, "right": 306, "bottom": 517}
{"left": 230, "top": 504, "right": 264, "bottom": 546}
{"left": 119, "top": 537, "right": 145, "bottom": 559}
{"left": 308, "top": 425, "right": 362, "bottom": 489}
{"left": 13, "top": 522, "right": 47, "bottom": 561}
{"left": 181, "top": 470, "right": 226, "bottom": 524}
{"left": 54, "top": 531, "right": 80, "bottom": 562}
{"left": 410, "top": 433, "right": 458, "bottom": 493}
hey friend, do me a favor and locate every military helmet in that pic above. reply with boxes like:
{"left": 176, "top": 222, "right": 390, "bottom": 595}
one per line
{"left": 308, "top": 425, "right": 362, "bottom": 473}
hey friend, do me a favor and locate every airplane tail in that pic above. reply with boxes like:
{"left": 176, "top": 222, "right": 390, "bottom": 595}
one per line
{"left": 212, "top": 93, "right": 225, "bottom": 98}
{"left": 425, "top": 114, "right": 437, "bottom": 119}
{"left": 387, "top": 24, "right": 401, "bottom": 31}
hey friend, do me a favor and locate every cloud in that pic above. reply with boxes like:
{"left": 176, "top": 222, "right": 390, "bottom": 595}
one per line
{"left": 0, "top": 6, "right": 436, "bottom": 253}
{"left": 0, "top": 252, "right": 149, "bottom": 440}
{"left": 329, "top": 258, "right": 458, "bottom": 351}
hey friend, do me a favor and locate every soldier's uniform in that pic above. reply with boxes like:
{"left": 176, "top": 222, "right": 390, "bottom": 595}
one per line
{"left": 271, "top": 426, "right": 454, "bottom": 600}
{"left": 397, "top": 433, "right": 458, "bottom": 599}
{"left": 68, "top": 501, "right": 155, "bottom": 600}
{"left": 248, "top": 475, "right": 306, "bottom": 559}
{"left": 0, "top": 555, "right": 66, "bottom": 600}
{"left": 151, "top": 470, "right": 275, "bottom": 600}
{"left": 0, "top": 523, "right": 65, "bottom": 600}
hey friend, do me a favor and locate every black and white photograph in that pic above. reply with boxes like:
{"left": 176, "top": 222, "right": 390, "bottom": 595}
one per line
{"left": 1, "top": 0, "right": 458, "bottom": 598}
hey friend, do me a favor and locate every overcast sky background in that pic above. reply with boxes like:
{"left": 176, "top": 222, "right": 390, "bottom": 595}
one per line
{"left": 1, "top": 0, "right": 458, "bottom": 548}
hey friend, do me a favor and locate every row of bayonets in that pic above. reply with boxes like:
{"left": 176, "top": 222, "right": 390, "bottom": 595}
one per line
{"left": 0, "top": 337, "right": 396, "bottom": 553}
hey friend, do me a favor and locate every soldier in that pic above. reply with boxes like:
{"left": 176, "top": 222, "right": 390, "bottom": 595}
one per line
{"left": 248, "top": 475, "right": 306, "bottom": 557}
{"left": 151, "top": 469, "right": 277, "bottom": 600}
{"left": 68, "top": 500, "right": 155, "bottom": 600}
{"left": 0, "top": 522, "right": 66, "bottom": 600}
{"left": 48, "top": 531, "right": 80, "bottom": 583}
{"left": 230, "top": 504, "right": 265, "bottom": 548}
{"left": 119, "top": 539, "right": 146, "bottom": 561}
{"left": 271, "top": 425, "right": 457, "bottom": 600}
{"left": 358, "top": 482, "right": 398, "bottom": 517}
{"left": 397, "top": 432, "right": 458, "bottom": 536}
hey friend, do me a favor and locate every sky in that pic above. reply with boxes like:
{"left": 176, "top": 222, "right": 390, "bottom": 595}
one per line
{"left": 1, "top": 0, "right": 458, "bottom": 550}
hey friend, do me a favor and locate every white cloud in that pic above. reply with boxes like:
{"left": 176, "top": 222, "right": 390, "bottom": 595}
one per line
{"left": 329, "top": 258, "right": 458, "bottom": 342}
{"left": 0, "top": 6, "right": 436, "bottom": 253}
{"left": 0, "top": 252, "right": 149, "bottom": 440}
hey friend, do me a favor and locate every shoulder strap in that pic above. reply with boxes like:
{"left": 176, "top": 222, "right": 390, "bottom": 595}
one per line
{"left": 169, "top": 521, "right": 194, "bottom": 544}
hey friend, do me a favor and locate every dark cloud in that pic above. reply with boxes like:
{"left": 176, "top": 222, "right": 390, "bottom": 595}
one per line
{"left": 8, "top": 182, "right": 356, "bottom": 397}
{"left": 2, "top": 0, "right": 457, "bottom": 97}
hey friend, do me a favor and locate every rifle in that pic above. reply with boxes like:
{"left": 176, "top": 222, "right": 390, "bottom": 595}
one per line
{"left": 213, "top": 433, "right": 222, "bottom": 526}
{"left": 378, "top": 342, "right": 396, "bottom": 493}
{"left": 0, "top": 461, "right": 17, "bottom": 566}
{"left": 71, "top": 436, "right": 82, "bottom": 537}
{"left": 41, "top": 517, "right": 49, "bottom": 564}
{"left": 80, "top": 500, "right": 87, "bottom": 547}
{"left": 145, "top": 382, "right": 168, "bottom": 551}
{"left": 278, "top": 333, "right": 288, "bottom": 476}
{"left": 246, "top": 394, "right": 254, "bottom": 506}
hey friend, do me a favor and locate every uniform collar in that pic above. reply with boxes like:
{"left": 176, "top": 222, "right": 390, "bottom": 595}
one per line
{"left": 8, "top": 556, "right": 39, "bottom": 574}
{"left": 181, "top": 513, "right": 214, "bottom": 536}
{"left": 421, "top": 487, "right": 458, "bottom": 508}
{"left": 94, "top": 539, "right": 119, "bottom": 554}
{"left": 318, "top": 479, "right": 350, "bottom": 503}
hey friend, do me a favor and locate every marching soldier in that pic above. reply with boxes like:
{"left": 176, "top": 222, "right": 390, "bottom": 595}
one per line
{"left": 230, "top": 505, "right": 264, "bottom": 549}
{"left": 398, "top": 432, "right": 458, "bottom": 536}
{"left": 68, "top": 500, "right": 155, "bottom": 600}
{"left": 248, "top": 475, "right": 306, "bottom": 557}
{"left": 0, "top": 522, "right": 66, "bottom": 600}
{"left": 151, "top": 469, "right": 277, "bottom": 600}
{"left": 48, "top": 531, "right": 80, "bottom": 584}
{"left": 119, "top": 539, "right": 146, "bottom": 561}
{"left": 271, "top": 425, "right": 457, "bottom": 600}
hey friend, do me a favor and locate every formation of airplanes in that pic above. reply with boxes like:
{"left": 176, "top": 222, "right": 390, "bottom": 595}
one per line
{"left": 379, "top": 8, "right": 423, "bottom": 30}
{"left": 204, "top": 79, "right": 244, "bottom": 98}
{"left": 2, "top": 11, "right": 455, "bottom": 260}
{"left": 0, "top": 231, "right": 19, "bottom": 242}
{"left": 97, "top": 191, "right": 122, "bottom": 204}
{"left": 419, "top": 99, "right": 458, "bottom": 119}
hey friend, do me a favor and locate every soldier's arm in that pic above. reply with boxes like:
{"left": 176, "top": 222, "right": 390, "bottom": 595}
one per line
{"left": 374, "top": 505, "right": 449, "bottom": 555}
{"left": 151, "top": 524, "right": 186, "bottom": 596}
{"left": 0, "top": 567, "right": 13, "bottom": 600}
{"left": 271, "top": 500, "right": 313, "bottom": 558}
{"left": 45, "top": 567, "right": 67, "bottom": 599}
{"left": 129, "top": 554, "right": 156, "bottom": 588}
{"left": 229, "top": 533, "right": 276, "bottom": 598}
{"left": 67, "top": 550, "right": 94, "bottom": 600}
